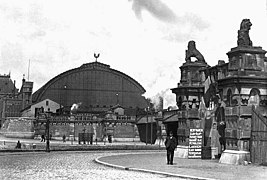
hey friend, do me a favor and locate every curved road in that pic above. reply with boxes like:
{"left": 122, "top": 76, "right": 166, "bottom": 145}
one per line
{"left": 0, "top": 151, "right": 182, "bottom": 180}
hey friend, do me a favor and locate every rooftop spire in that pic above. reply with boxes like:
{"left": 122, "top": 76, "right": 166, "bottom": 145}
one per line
{"left": 94, "top": 53, "right": 100, "bottom": 62}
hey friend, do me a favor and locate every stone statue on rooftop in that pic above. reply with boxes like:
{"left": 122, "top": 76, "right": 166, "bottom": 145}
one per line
{"left": 237, "top": 19, "right": 253, "bottom": 46}
{"left": 185, "top": 40, "right": 205, "bottom": 63}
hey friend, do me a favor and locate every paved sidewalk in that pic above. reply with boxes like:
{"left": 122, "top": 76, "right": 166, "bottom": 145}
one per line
{"left": 0, "top": 134, "right": 148, "bottom": 147}
{"left": 96, "top": 152, "right": 267, "bottom": 180}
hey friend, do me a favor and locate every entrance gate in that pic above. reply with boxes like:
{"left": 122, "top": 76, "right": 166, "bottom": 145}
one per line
{"left": 250, "top": 106, "right": 267, "bottom": 165}
{"left": 34, "top": 113, "right": 100, "bottom": 152}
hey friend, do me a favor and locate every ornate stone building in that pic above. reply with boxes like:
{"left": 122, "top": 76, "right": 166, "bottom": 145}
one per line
{"left": 165, "top": 19, "right": 267, "bottom": 163}
{"left": 167, "top": 40, "right": 209, "bottom": 145}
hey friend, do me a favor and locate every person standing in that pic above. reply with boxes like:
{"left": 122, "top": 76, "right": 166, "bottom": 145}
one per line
{"left": 215, "top": 99, "right": 226, "bottom": 153}
{"left": 62, "top": 134, "right": 66, "bottom": 143}
{"left": 15, "top": 140, "right": 21, "bottom": 149}
{"left": 165, "top": 131, "right": 177, "bottom": 165}
{"left": 41, "top": 134, "right": 46, "bottom": 142}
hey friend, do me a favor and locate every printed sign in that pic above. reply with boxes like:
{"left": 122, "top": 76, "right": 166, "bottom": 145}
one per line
{"left": 188, "top": 128, "right": 203, "bottom": 159}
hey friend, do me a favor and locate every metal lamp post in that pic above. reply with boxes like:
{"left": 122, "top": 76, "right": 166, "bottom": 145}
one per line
{"left": 46, "top": 113, "right": 50, "bottom": 152}
{"left": 151, "top": 111, "right": 153, "bottom": 145}
{"left": 116, "top": 93, "right": 119, "bottom": 104}
{"left": 146, "top": 107, "right": 149, "bottom": 145}
{"left": 103, "top": 122, "right": 106, "bottom": 145}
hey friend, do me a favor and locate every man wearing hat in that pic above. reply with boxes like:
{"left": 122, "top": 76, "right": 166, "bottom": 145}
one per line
{"left": 165, "top": 131, "right": 177, "bottom": 165}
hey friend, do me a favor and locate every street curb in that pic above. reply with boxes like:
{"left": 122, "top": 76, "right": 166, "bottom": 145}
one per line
{"left": 0, "top": 151, "right": 47, "bottom": 156}
{"left": 0, "top": 146, "right": 165, "bottom": 153}
{"left": 94, "top": 153, "right": 217, "bottom": 180}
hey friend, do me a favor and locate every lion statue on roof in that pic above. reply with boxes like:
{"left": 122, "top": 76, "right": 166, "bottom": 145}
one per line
{"left": 237, "top": 19, "right": 253, "bottom": 46}
{"left": 185, "top": 40, "right": 205, "bottom": 63}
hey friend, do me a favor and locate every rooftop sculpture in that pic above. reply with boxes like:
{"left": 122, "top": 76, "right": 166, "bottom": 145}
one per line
{"left": 185, "top": 40, "right": 206, "bottom": 63}
{"left": 237, "top": 19, "right": 253, "bottom": 46}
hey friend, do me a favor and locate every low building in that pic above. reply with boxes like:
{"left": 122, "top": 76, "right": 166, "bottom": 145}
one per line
{"left": 21, "top": 99, "right": 61, "bottom": 117}
{"left": 34, "top": 104, "right": 140, "bottom": 142}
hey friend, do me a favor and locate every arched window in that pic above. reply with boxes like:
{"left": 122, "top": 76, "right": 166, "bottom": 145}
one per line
{"left": 249, "top": 88, "right": 260, "bottom": 106}
{"left": 226, "top": 89, "right": 232, "bottom": 107}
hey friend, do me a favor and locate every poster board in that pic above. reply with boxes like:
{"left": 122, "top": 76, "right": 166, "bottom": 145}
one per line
{"left": 188, "top": 128, "right": 203, "bottom": 159}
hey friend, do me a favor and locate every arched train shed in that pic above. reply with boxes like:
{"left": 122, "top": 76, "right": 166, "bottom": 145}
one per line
{"left": 32, "top": 61, "right": 148, "bottom": 113}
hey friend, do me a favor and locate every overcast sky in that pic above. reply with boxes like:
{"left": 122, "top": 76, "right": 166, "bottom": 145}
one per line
{"left": 0, "top": 0, "right": 267, "bottom": 108}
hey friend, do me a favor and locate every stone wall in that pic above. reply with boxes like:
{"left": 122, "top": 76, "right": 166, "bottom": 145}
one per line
{"left": 0, "top": 117, "right": 35, "bottom": 139}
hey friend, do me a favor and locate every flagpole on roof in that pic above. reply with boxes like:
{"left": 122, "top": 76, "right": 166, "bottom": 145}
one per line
{"left": 27, "top": 59, "right": 30, "bottom": 81}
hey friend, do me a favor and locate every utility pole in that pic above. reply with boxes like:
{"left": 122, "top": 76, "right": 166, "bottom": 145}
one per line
{"left": 27, "top": 59, "right": 30, "bottom": 81}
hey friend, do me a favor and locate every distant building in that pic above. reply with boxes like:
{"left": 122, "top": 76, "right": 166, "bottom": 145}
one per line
{"left": 19, "top": 78, "right": 33, "bottom": 110}
{"left": 0, "top": 74, "right": 18, "bottom": 98}
{"left": 31, "top": 61, "right": 148, "bottom": 141}
{"left": 0, "top": 74, "right": 33, "bottom": 127}
{"left": 21, "top": 99, "right": 61, "bottom": 117}
{"left": 32, "top": 61, "right": 148, "bottom": 114}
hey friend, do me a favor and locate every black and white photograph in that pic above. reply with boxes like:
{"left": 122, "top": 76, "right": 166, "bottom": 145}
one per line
{"left": 0, "top": 0, "right": 267, "bottom": 179}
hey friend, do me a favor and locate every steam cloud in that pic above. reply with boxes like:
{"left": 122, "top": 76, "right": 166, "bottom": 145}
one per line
{"left": 150, "top": 89, "right": 176, "bottom": 110}
{"left": 71, "top": 102, "right": 82, "bottom": 112}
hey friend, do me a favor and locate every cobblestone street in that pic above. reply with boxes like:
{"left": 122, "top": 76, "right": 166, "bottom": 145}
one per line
{"left": 0, "top": 151, "right": 182, "bottom": 180}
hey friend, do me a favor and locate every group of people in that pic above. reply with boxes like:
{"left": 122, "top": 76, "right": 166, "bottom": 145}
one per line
{"left": 40, "top": 134, "right": 54, "bottom": 142}
{"left": 41, "top": 134, "right": 67, "bottom": 143}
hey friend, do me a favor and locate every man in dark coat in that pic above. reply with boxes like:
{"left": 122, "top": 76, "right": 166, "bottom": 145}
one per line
{"left": 15, "top": 140, "right": 21, "bottom": 149}
{"left": 215, "top": 100, "right": 226, "bottom": 152}
{"left": 165, "top": 131, "right": 177, "bottom": 165}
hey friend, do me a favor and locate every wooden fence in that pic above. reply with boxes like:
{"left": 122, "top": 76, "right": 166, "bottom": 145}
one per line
{"left": 250, "top": 106, "right": 267, "bottom": 165}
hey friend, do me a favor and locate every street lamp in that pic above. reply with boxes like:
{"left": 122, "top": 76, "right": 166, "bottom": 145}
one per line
{"left": 151, "top": 111, "right": 153, "bottom": 145}
{"left": 146, "top": 107, "right": 149, "bottom": 145}
{"left": 103, "top": 123, "right": 106, "bottom": 145}
{"left": 46, "top": 113, "right": 50, "bottom": 152}
{"left": 116, "top": 93, "right": 119, "bottom": 105}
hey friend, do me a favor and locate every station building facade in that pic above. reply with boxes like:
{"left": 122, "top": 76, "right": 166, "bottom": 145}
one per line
{"left": 32, "top": 61, "right": 148, "bottom": 113}
{"left": 31, "top": 61, "right": 149, "bottom": 141}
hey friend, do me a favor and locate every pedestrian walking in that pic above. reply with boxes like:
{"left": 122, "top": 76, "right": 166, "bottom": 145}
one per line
{"left": 41, "top": 134, "right": 46, "bottom": 142}
{"left": 108, "top": 135, "right": 112, "bottom": 143}
{"left": 63, "top": 134, "right": 66, "bottom": 143}
{"left": 165, "top": 131, "right": 177, "bottom": 165}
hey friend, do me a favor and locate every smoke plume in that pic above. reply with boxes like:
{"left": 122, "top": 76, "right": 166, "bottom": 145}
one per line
{"left": 129, "top": 0, "right": 177, "bottom": 23}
